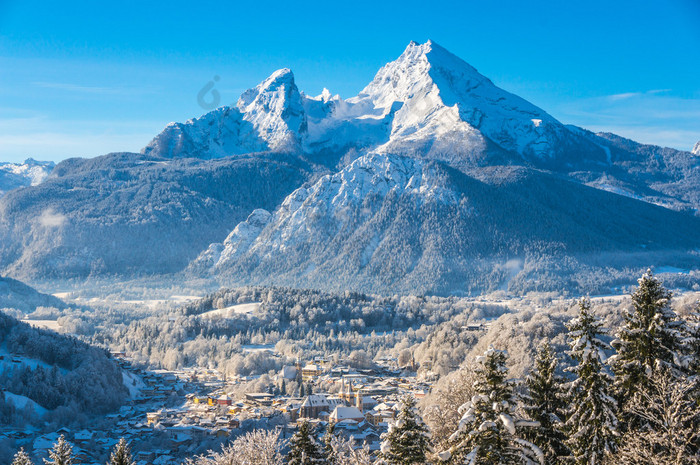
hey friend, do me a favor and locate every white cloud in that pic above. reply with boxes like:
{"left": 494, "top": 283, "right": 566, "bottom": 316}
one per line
{"left": 37, "top": 208, "right": 67, "bottom": 228}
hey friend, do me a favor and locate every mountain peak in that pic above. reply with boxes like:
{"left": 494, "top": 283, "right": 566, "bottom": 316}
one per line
{"left": 235, "top": 68, "right": 307, "bottom": 151}
{"left": 354, "top": 40, "right": 573, "bottom": 163}
{"left": 693, "top": 141, "right": 700, "bottom": 155}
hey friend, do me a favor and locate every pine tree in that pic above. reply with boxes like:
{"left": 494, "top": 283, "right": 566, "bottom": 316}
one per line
{"left": 43, "top": 435, "right": 75, "bottom": 465}
{"left": 379, "top": 395, "right": 432, "bottom": 465}
{"left": 322, "top": 423, "right": 338, "bottom": 465}
{"left": 523, "top": 341, "right": 569, "bottom": 465}
{"left": 300, "top": 383, "right": 306, "bottom": 397}
{"left": 441, "top": 346, "right": 543, "bottom": 465}
{"left": 610, "top": 270, "right": 685, "bottom": 411}
{"left": 287, "top": 420, "right": 324, "bottom": 465}
{"left": 565, "top": 298, "right": 618, "bottom": 465}
{"left": 108, "top": 438, "right": 135, "bottom": 465}
{"left": 11, "top": 448, "right": 34, "bottom": 465}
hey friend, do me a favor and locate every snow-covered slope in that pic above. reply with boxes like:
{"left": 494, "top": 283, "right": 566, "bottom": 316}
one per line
{"left": 199, "top": 153, "right": 700, "bottom": 294}
{"left": 188, "top": 209, "right": 272, "bottom": 274}
{"left": 0, "top": 158, "right": 54, "bottom": 197}
{"left": 693, "top": 141, "right": 700, "bottom": 155}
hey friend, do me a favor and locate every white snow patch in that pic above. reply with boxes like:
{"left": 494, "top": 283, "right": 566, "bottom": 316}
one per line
{"left": 200, "top": 302, "right": 262, "bottom": 319}
{"left": 3, "top": 392, "right": 48, "bottom": 416}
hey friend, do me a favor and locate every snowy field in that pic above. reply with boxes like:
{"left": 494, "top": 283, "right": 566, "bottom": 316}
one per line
{"left": 199, "top": 302, "right": 262, "bottom": 318}
{"left": 22, "top": 319, "right": 61, "bottom": 330}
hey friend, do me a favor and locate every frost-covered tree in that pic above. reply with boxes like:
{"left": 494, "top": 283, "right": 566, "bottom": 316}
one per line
{"left": 565, "top": 299, "right": 618, "bottom": 465}
{"left": 11, "top": 448, "right": 34, "bottom": 465}
{"left": 441, "top": 346, "right": 543, "bottom": 465}
{"left": 684, "top": 306, "right": 700, "bottom": 377}
{"left": 326, "top": 434, "right": 372, "bottom": 465}
{"left": 380, "top": 395, "right": 432, "bottom": 464}
{"left": 287, "top": 420, "right": 324, "bottom": 465}
{"left": 523, "top": 341, "right": 568, "bottom": 464}
{"left": 108, "top": 438, "right": 135, "bottom": 465}
{"left": 611, "top": 367, "right": 700, "bottom": 465}
{"left": 610, "top": 270, "right": 685, "bottom": 411}
{"left": 185, "top": 429, "right": 284, "bottom": 465}
{"left": 423, "top": 366, "right": 477, "bottom": 451}
{"left": 43, "top": 435, "right": 74, "bottom": 465}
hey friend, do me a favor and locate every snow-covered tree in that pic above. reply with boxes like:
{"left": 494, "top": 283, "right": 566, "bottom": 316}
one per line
{"left": 108, "top": 438, "right": 135, "bottom": 465}
{"left": 43, "top": 435, "right": 74, "bottom": 465}
{"left": 287, "top": 420, "right": 324, "bottom": 465}
{"left": 440, "top": 346, "right": 543, "bottom": 465}
{"left": 325, "top": 432, "right": 373, "bottom": 465}
{"left": 422, "top": 366, "right": 477, "bottom": 451}
{"left": 683, "top": 306, "right": 700, "bottom": 377}
{"left": 185, "top": 429, "right": 284, "bottom": 465}
{"left": 610, "top": 270, "right": 685, "bottom": 411}
{"left": 11, "top": 448, "right": 34, "bottom": 465}
{"left": 611, "top": 367, "right": 700, "bottom": 464}
{"left": 380, "top": 395, "right": 432, "bottom": 464}
{"left": 523, "top": 341, "right": 569, "bottom": 464}
{"left": 565, "top": 298, "right": 618, "bottom": 465}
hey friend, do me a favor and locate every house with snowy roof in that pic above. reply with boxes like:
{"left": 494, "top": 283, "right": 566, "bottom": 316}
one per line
{"left": 329, "top": 405, "right": 365, "bottom": 424}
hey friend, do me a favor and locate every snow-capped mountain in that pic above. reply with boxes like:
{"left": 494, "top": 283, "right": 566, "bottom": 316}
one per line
{"left": 0, "top": 158, "right": 54, "bottom": 197}
{"left": 693, "top": 141, "right": 700, "bottom": 155}
{"left": 143, "top": 41, "right": 698, "bottom": 212}
{"left": 145, "top": 41, "right": 603, "bottom": 168}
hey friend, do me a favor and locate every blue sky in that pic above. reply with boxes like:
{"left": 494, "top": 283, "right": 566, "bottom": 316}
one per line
{"left": 1, "top": 0, "right": 699, "bottom": 163}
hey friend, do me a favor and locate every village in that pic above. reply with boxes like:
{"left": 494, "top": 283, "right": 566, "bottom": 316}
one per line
{"left": 3, "top": 351, "right": 437, "bottom": 465}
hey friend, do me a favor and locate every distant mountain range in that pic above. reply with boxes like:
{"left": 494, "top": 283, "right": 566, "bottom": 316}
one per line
{"left": 1, "top": 41, "right": 698, "bottom": 294}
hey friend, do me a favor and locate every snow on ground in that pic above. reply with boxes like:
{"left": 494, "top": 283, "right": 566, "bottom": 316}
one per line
{"left": 241, "top": 344, "right": 276, "bottom": 353}
{"left": 0, "top": 345, "right": 67, "bottom": 374}
{"left": 199, "top": 302, "right": 261, "bottom": 318}
{"left": 3, "top": 392, "right": 48, "bottom": 416}
{"left": 52, "top": 292, "right": 72, "bottom": 299}
{"left": 656, "top": 266, "right": 689, "bottom": 274}
{"left": 122, "top": 370, "right": 146, "bottom": 399}
{"left": 22, "top": 319, "right": 61, "bottom": 331}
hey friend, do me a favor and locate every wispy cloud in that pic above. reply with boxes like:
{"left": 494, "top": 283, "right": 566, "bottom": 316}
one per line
{"left": 607, "top": 89, "right": 672, "bottom": 101}
{"left": 31, "top": 81, "right": 159, "bottom": 96}
{"left": 552, "top": 90, "right": 700, "bottom": 151}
